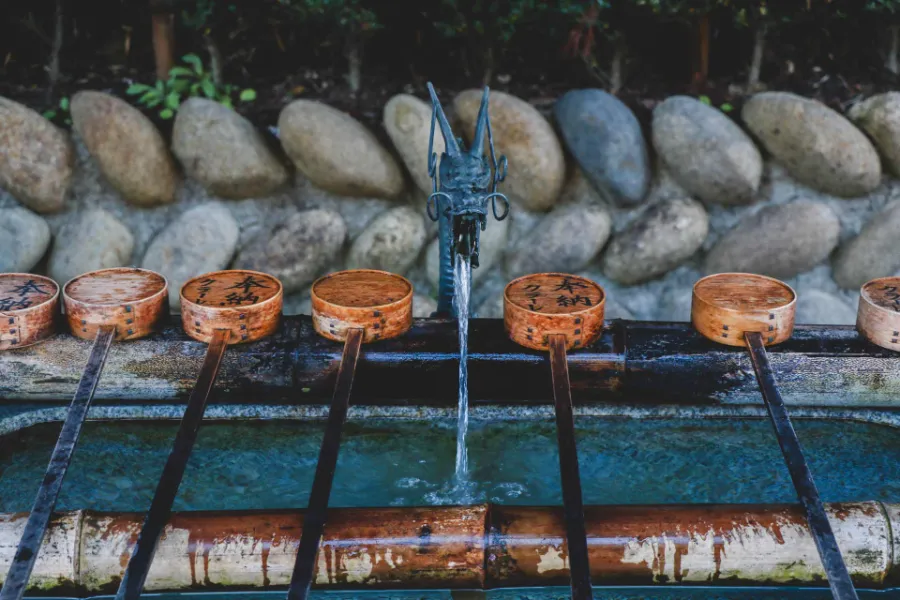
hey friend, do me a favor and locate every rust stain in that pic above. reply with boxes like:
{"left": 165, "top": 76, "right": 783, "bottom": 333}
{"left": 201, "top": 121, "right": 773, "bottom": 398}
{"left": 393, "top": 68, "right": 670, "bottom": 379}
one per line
{"left": 260, "top": 539, "right": 270, "bottom": 587}
{"left": 713, "top": 536, "right": 725, "bottom": 581}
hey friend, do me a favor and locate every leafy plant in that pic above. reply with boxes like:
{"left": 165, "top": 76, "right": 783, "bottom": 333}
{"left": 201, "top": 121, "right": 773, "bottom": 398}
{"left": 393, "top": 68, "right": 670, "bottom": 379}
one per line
{"left": 698, "top": 94, "right": 733, "bottom": 112}
{"left": 125, "top": 53, "right": 256, "bottom": 119}
{"left": 42, "top": 96, "right": 70, "bottom": 125}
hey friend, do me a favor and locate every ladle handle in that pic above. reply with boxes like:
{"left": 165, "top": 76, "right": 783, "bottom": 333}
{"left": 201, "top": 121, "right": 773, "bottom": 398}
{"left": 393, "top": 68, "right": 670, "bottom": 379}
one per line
{"left": 745, "top": 331, "right": 859, "bottom": 600}
{"left": 549, "top": 334, "right": 593, "bottom": 600}
{"left": 0, "top": 325, "right": 116, "bottom": 600}
{"left": 288, "top": 327, "right": 364, "bottom": 600}
{"left": 115, "top": 328, "right": 229, "bottom": 600}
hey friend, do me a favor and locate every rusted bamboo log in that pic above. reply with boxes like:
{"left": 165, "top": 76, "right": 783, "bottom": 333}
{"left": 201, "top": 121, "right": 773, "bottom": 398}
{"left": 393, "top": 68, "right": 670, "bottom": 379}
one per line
{"left": 1, "top": 317, "right": 900, "bottom": 406}
{"left": 0, "top": 502, "right": 896, "bottom": 594}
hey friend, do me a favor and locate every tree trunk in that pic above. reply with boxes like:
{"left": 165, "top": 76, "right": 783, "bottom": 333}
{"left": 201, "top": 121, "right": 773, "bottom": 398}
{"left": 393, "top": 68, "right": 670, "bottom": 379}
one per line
{"left": 204, "top": 33, "right": 223, "bottom": 86}
{"left": 46, "top": 0, "right": 63, "bottom": 105}
{"left": 747, "top": 22, "right": 767, "bottom": 89}
{"left": 151, "top": 12, "right": 175, "bottom": 81}
{"left": 481, "top": 46, "right": 495, "bottom": 86}
{"left": 692, "top": 13, "right": 710, "bottom": 87}
{"left": 887, "top": 24, "right": 900, "bottom": 75}
{"left": 610, "top": 34, "right": 626, "bottom": 94}
{"left": 344, "top": 33, "right": 361, "bottom": 94}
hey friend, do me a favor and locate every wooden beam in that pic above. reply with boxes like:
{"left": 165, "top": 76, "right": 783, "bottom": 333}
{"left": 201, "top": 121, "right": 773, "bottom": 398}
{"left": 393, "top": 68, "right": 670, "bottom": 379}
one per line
{"left": 0, "top": 317, "right": 898, "bottom": 406}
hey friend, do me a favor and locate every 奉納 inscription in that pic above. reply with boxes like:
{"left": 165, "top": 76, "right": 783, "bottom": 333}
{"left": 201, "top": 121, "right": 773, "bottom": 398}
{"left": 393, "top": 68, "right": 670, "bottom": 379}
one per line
{"left": 0, "top": 279, "right": 53, "bottom": 311}
{"left": 508, "top": 274, "right": 604, "bottom": 315}
{"left": 183, "top": 271, "right": 280, "bottom": 308}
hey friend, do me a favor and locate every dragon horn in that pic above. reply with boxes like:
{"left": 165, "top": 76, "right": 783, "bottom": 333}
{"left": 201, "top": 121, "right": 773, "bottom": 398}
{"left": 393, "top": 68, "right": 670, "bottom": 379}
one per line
{"left": 469, "top": 86, "right": 490, "bottom": 158}
{"left": 427, "top": 82, "right": 460, "bottom": 157}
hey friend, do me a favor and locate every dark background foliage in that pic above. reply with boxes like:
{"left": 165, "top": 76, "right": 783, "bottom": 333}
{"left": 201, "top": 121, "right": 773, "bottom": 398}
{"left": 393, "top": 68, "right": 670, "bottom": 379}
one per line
{"left": 1, "top": 0, "right": 897, "bottom": 121}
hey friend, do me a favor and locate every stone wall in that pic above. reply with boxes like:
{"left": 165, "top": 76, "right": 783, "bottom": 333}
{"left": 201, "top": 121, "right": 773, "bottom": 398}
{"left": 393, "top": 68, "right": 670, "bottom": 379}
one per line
{"left": 1, "top": 89, "right": 899, "bottom": 324}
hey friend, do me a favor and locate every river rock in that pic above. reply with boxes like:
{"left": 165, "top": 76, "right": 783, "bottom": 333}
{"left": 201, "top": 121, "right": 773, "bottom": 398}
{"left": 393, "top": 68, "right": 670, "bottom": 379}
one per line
{"left": 413, "top": 294, "right": 438, "bottom": 318}
{"left": 849, "top": 93, "right": 900, "bottom": 178}
{"left": 70, "top": 91, "right": 178, "bottom": 207}
{"left": 346, "top": 206, "right": 426, "bottom": 274}
{"left": 425, "top": 212, "right": 510, "bottom": 287}
{"left": 600, "top": 197, "right": 709, "bottom": 285}
{"left": 49, "top": 208, "right": 133, "bottom": 284}
{"left": 453, "top": 89, "right": 564, "bottom": 212}
{"left": 832, "top": 201, "right": 900, "bottom": 289}
{"left": 704, "top": 200, "right": 840, "bottom": 278}
{"left": 279, "top": 100, "right": 404, "bottom": 198}
{"left": 0, "top": 207, "right": 51, "bottom": 272}
{"left": 507, "top": 204, "right": 611, "bottom": 278}
{"left": 796, "top": 289, "right": 856, "bottom": 325}
{"left": 142, "top": 203, "right": 239, "bottom": 310}
{"left": 0, "top": 97, "right": 74, "bottom": 213}
{"left": 652, "top": 96, "right": 762, "bottom": 205}
{"left": 553, "top": 89, "right": 649, "bottom": 206}
{"left": 233, "top": 208, "right": 346, "bottom": 293}
{"left": 742, "top": 92, "right": 881, "bottom": 197}
{"left": 384, "top": 94, "right": 444, "bottom": 195}
{"left": 172, "top": 98, "right": 287, "bottom": 199}
{"left": 295, "top": 177, "right": 395, "bottom": 241}
{"left": 558, "top": 167, "right": 605, "bottom": 206}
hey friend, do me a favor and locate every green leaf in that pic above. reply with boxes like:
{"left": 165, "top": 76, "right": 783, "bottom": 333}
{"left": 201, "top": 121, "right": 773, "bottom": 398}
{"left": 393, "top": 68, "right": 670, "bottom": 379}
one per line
{"left": 220, "top": 97, "right": 233, "bottom": 109}
{"left": 699, "top": 95, "right": 712, "bottom": 105}
{"left": 138, "top": 91, "right": 159, "bottom": 105}
{"left": 169, "top": 79, "right": 190, "bottom": 94}
{"left": 720, "top": 102, "right": 734, "bottom": 113}
{"left": 144, "top": 96, "right": 162, "bottom": 108}
{"left": 42, "top": 110, "right": 57, "bottom": 120}
{"left": 59, "top": 97, "right": 69, "bottom": 111}
{"left": 168, "top": 66, "right": 195, "bottom": 78}
{"left": 182, "top": 53, "right": 204, "bottom": 75}
{"left": 126, "top": 83, "right": 153, "bottom": 95}
{"left": 165, "top": 91, "right": 181, "bottom": 110}
{"left": 239, "top": 88, "right": 257, "bottom": 102}
{"left": 160, "top": 108, "right": 174, "bottom": 120}
{"left": 201, "top": 79, "right": 217, "bottom": 99}
{"left": 156, "top": 79, "right": 166, "bottom": 93}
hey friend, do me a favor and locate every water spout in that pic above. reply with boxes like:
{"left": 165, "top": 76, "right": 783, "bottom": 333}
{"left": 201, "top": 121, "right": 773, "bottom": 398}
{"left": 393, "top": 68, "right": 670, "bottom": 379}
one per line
{"left": 453, "top": 254, "right": 472, "bottom": 484}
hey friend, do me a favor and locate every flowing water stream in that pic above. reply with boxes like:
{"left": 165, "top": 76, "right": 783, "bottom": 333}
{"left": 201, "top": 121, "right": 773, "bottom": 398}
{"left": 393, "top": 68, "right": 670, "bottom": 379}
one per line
{"left": 452, "top": 254, "right": 472, "bottom": 488}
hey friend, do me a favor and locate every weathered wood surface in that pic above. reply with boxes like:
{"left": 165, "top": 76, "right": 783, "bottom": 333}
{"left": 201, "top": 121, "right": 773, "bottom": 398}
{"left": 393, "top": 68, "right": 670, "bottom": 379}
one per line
{"left": 180, "top": 270, "right": 283, "bottom": 345}
{"left": 692, "top": 273, "right": 796, "bottom": 348}
{"left": 63, "top": 268, "right": 168, "bottom": 342}
{"left": 311, "top": 269, "right": 412, "bottom": 343}
{"left": 504, "top": 273, "right": 605, "bottom": 351}
{"left": 0, "top": 317, "right": 900, "bottom": 405}
{"left": 0, "top": 501, "right": 895, "bottom": 593}
{"left": 0, "top": 274, "right": 59, "bottom": 351}
{"left": 857, "top": 276, "right": 900, "bottom": 353}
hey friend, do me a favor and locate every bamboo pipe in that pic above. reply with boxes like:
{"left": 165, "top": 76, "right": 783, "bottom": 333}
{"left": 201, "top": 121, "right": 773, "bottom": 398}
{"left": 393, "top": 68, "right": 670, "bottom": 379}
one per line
{"left": 0, "top": 502, "right": 895, "bottom": 594}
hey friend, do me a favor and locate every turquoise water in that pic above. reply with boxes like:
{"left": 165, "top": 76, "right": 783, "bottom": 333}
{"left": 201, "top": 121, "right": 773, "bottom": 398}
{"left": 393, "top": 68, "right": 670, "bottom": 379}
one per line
{"left": 3, "top": 417, "right": 900, "bottom": 599}
{"left": 0, "top": 418, "right": 900, "bottom": 511}
{"left": 2, "top": 417, "right": 900, "bottom": 511}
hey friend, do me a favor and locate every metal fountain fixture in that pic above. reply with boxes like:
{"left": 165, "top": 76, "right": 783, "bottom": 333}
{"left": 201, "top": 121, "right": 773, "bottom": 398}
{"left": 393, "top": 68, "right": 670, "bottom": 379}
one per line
{"left": 426, "top": 82, "right": 509, "bottom": 316}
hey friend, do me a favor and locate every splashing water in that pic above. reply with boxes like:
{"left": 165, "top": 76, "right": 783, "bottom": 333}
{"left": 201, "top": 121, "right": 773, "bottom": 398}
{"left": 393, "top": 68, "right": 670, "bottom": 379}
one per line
{"left": 452, "top": 254, "right": 472, "bottom": 486}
